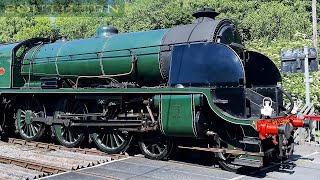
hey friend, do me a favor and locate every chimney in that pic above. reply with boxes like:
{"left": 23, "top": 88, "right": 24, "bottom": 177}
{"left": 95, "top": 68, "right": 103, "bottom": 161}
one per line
{"left": 192, "top": 8, "right": 219, "bottom": 23}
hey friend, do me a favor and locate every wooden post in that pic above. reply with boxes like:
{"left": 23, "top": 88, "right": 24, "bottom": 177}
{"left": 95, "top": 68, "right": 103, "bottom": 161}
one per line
{"left": 312, "top": 0, "right": 318, "bottom": 50}
{"left": 312, "top": 0, "right": 318, "bottom": 143}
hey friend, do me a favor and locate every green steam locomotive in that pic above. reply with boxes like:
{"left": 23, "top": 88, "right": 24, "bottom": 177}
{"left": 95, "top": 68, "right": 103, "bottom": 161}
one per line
{"left": 0, "top": 8, "right": 308, "bottom": 172}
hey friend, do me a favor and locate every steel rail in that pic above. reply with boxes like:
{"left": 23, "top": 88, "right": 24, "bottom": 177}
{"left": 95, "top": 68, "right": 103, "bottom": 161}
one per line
{"left": 0, "top": 155, "right": 68, "bottom": 174}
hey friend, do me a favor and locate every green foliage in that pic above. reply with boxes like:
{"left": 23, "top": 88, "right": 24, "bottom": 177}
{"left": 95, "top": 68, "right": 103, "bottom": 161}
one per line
{"left": 117, "top": 0, "right": 257, "bottom": 32}
{"left": 118, "top": 0, "right": 313, "bottom": 41}
{"left": 242, "top": 1, "right": 310, "bottom": 41}
{"left": 13, "top": 17, "right": 56, "bottom": 41}
{"left": 0, "top": 16, "right": 35, "bottom": 43}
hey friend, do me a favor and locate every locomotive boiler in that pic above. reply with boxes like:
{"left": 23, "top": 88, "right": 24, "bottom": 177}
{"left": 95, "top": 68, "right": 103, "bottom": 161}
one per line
{"left": 0, "top": 8, "right": 312, "bottom": 172}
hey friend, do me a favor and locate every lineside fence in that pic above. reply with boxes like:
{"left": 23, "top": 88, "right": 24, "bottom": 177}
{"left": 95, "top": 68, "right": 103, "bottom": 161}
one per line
{"left": 290, "top": 101, "right": 320, "bottom": 146}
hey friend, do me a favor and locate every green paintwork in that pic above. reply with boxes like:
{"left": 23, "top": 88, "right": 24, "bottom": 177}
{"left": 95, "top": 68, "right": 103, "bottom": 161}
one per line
{"left": 11, "top": 64, "right": 25, "bottom": 88}
{"left": 21, "top": 29, "right": 169, "bottom": 83}
{"left": 158, "top": 95, "right": 195, "bottom": 137}
{"left": 154, "top": 94, "right": 201, "bottom": 108}
{"left": 0, "top": 43, "right": 17, "bottom": 88}
{"left": 193, "top": 94, "right": 202, "bottom": 107}
{"left": 11, "top": 48, "right": 26, "bottom": 88}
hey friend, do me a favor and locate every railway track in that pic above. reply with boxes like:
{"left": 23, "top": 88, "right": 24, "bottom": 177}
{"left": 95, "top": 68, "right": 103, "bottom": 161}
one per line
{"left": 0, "top": 137, "right": 228, "bottom": 179}
{"left": 0, "top": 138, "right": 127, "bottom": 179}
{"left": 6, "top": 138, "right": 126, "bottom": 160}
{"left": 0, "top": 139, "right": 316, "bottom": 180}
{"left": 0, "top": 137, "right": 272, "bottom": 179}
{"left": 0, "top": 155, "right": 67, "bottom": 174}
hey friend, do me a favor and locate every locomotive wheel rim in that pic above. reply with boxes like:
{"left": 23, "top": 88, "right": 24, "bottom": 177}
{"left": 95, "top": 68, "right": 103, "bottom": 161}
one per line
{"left": 215, "top": 139, "right": 242, "bottom": 172}
{"left": 92, "top": 130, "right": 132, "bottom": 154}
{"left": 53, "top": 99, "right": 86, "bottom": 147}
{"left": 54, "top": 125, "right": 82, "bottom": 144}
{"left": 138, "top": 134, "right": 174, "bottom": 160}
{"left": 16, "top": 97, "right": 46, "bottom": 141}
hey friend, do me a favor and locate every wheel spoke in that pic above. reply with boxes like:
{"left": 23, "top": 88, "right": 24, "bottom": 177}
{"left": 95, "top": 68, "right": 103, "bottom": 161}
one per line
{"left": 63, "top": 129, "right": 68, "bottom": 141}
{"left": 33, "top": 124, "right": 39, "bottom": 132}
{"left": 105, "top": 134, "right": 110, "bottom": 147}
{"left": 24, "top": 125, "right": 28, "bottom": 135}
{"left": 158, "top": 142, "right": 165, "bottom": 147}
{"left": 100, "top": 133, "right": 106, "bottom": 143}
{"left": 156, "top": 144, "right": 162, "bottom": 153}
{"left": 74, "top": 131, "right": 79, "bottom": 139}
{"left": 66, "top": 129, "right": 70, "bottom": 142}
{"left": 146, "top": 144, "right": 151, "bottom": 150}
{"left": 66, "top": 129, "right": 70, "bottom": 141}
{"left": 30, "top": 125, "right": 37, "bottom": 136}
{"left": 70, "top": 128, "right": 78, "bottom": 139}
{"left": 151, "top": 145, "right": 156, "bottom": 154}
{"left": 74, "top": 107, "right": 81, "bottom": 114}
{"left": 21, "top": 123, "right": 26, "bottom": 129}
{"left": 117, "top": 133, "right": 125, "bottom": 142}
{"left": 31, "top": 98, "right": 37, "bottom": 108}
{"left": 69, "top": 130, "right": 74, "bottom": 142}
{"left": 22, "top": 124, "right": 27, "bottom": 133}
{"left": 68, "top": 130, "right": 72, "bottom": 142}
{"left": 70, "top": 102, "right": 78, "bottom": 113}
{"left": 113, "top": 134, "right": 120, "bottom": 147}
{"left": 30, "top": 125, "right": 35, "bottom": 136}
{"left": 61, "top": 127, "right": 66, "bottom": 137}
{"left": 26, "top": 99, "right": 31, "bottom": 109}
{"left": 27, "top": 125, "right": 32, "bottom": 136}
{"left": 25, "top": 125, "right": 29, "bottom": 136}
{"left": 110, "top": 134, "right": 116, "bottom": 148}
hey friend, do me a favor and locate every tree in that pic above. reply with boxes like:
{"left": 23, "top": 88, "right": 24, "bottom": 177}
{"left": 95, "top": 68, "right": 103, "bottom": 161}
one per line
{"left": 0, "top": 16, "right": 35, "bottom": 43}
{"left": 242, "top": 1, "right": 310, "bottom": 41}
{"left": 13, "top": 17, "right": 56, "bottom": 41}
